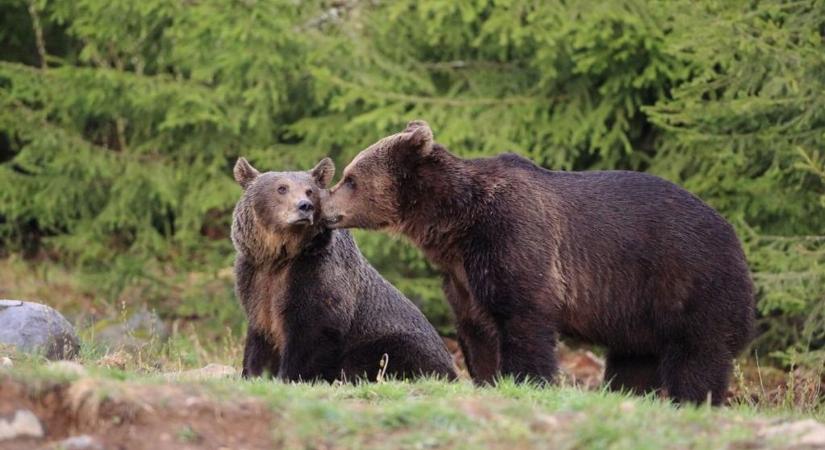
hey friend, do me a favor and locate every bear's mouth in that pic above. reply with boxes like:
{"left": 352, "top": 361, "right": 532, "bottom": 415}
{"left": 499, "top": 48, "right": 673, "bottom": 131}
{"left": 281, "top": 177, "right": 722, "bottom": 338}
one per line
{"left": 324, "top": 215, "right": 342, "bottom": 226}
{"left": 287, "top": 215, "right": 314, "bottom": 227}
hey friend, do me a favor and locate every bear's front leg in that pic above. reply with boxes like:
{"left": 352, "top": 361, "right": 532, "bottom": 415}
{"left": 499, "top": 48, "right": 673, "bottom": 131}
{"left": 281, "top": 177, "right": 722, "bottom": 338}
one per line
{"left": 242, "top": 327, "right": 280, "bottom": 378}
{"left": 278, "top": 327, "right": 344, "bottom": 383}
{"left": 466, "top": 255, "right": 558, "bottom": 384}
{"left": 497, "top": 314, "right": 558, "bottom": 384}
{"left": 444, "top": 274, "right": 499, "bottom": 383}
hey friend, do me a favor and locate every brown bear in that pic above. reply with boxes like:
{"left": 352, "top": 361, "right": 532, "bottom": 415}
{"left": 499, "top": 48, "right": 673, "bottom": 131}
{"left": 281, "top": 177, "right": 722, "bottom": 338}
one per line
{"left": 232, "top": 157, "right": 456, "bottom": 382}
{"left": 321, "top": 120, "right": 755, "bottom": 404}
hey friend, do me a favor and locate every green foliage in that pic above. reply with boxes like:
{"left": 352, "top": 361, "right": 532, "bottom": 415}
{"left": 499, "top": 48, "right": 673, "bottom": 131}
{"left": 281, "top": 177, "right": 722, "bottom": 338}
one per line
{"left": 643, "top": 1, "right": 825, "bottom": 363}
{"left": 0, "top": 0, "right": 822, "bottom": 365}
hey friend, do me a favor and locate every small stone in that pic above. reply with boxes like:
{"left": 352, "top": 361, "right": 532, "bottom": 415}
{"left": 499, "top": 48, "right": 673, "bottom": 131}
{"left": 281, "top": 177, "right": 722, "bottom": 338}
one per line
{"left": 56, "top": 435, "right": 103, "bottom": 450}
{"left": 184, "top": 396, "right": 207, "bottom": 408}
{"left": 530, "top": 414, "right": 560, "bottom": 433}
{"left": 760, "top": 419, "right": 825, "bottom": 448}
{"left": 47, "top": 360, "right": 87, "bottom": 376}
{"left": 164, "top": 363, "right": 237, "bottom": 381}
{"left": 97, "top": 350, "right": 129, "bottom": 370}
{"left": 0, "top": 409, "right": 44, "bottom": 440}
{"left": 619, "top": 400, "right": 636, "bottom": 413}
{"left": 1, "top": 357, "right": 12, "bottom": 368}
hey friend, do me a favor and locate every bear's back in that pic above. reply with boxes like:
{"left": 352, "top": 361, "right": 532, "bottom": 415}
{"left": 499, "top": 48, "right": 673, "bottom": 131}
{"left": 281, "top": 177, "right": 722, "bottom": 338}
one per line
{"left": 479, "top": 153, "right": 739, "bottom": 254}
{"left": 466, "top": 153, "right": 753, "bottom": 351}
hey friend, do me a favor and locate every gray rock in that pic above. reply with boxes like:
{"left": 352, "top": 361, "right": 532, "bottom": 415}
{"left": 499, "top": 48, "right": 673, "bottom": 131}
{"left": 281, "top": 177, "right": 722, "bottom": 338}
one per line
{"left": 0, "top": 409, "right": 44, "bottom": 440}
{"left": 0, "top": 300, "right": 79, "bottom": 360}
{"left": 55, "top": 435, "right": 103, "bottom": 450}
{"left": 96, "top": 307, "right": 169, "bottom": 350}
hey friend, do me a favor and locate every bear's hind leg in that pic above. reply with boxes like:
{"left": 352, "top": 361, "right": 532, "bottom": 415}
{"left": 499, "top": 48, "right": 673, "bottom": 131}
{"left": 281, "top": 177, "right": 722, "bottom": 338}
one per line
{"left": 659, "top": 344, "right": 732, "bottom": 405}
{"left": 604, "top": 353, "right": 661, "bottom": 395}
{"left": 457, "top": 319, "right": 499, "bottom": 384}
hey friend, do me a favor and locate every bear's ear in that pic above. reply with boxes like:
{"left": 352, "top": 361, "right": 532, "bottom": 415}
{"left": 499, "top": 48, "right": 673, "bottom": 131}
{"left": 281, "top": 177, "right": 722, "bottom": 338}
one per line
{"left": 234, "top": 157, "right": 260, "bottom": 189}
{"left": 400, "top": 120, "right": 434, "bottom": 156}
{"left": 310, "top": 157, "right": 335, "bottom": 188}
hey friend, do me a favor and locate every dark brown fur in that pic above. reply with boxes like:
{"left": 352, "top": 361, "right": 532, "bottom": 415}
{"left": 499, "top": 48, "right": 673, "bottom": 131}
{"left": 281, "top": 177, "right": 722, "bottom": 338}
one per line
{"left": 322, "top": 121, "right": 755, "bottom": 404}
{"left": 232, "top": 157, "right": 456, "bottom": 382}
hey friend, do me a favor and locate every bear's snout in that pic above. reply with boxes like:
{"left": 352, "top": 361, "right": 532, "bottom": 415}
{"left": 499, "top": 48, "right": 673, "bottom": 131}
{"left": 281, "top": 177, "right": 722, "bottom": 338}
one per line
{"left": 287, "top": 199, "right": 315, "bottom": 226}
{"left": 297, "top": 199, "right": 314, "bottom": 213}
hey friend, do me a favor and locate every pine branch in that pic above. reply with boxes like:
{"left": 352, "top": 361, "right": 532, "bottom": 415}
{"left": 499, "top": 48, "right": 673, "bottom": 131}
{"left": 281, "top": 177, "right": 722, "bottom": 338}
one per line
{"left": 326, "top": 74, "right": 544, "bottom": 107}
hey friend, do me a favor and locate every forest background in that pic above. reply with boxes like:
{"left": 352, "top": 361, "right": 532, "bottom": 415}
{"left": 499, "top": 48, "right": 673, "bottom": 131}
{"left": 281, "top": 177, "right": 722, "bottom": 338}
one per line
{"left": 0, "top": 0, "right": 823, "bottom": 371}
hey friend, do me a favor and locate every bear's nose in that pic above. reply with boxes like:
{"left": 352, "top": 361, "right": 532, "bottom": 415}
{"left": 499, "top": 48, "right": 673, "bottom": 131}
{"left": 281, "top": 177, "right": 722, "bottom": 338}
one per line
{"left": 297, "top": 200, "right": 314, "bottom": 212}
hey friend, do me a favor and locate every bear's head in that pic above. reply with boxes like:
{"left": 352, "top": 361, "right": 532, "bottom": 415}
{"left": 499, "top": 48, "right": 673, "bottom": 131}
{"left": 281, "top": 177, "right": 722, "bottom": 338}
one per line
{"left": 231, "top": 157, "right": 335, "bottom": 262}
{"left": 322, "top": 120, "right": 434, "bottom": 230}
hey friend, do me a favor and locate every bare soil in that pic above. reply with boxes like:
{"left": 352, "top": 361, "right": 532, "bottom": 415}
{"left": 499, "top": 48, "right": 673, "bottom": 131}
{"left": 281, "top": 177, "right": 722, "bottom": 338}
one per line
{"left": 0, "top": 377, "right": 275, "bottom": 450}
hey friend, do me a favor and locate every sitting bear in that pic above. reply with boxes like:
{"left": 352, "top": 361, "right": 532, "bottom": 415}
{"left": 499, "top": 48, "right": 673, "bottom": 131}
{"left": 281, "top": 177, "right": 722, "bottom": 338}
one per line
{"left": 232, "top": 157, "right": 456, "bottom": 382}
{"left": 321, "top": 120, "right": 755, "bottom": 404}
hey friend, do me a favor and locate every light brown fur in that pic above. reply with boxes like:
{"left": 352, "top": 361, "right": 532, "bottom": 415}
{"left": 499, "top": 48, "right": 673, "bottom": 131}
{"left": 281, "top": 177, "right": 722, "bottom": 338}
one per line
{"left": 245, "top": 268, "right": 290, "bottom": 351}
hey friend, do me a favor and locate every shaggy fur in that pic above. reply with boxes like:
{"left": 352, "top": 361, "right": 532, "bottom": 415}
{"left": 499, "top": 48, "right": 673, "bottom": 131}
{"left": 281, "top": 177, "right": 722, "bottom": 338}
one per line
{"left": 322, "top": 121, "right": 755, "bottom": 404}
{"left": 232, "top": 157, "right": 456, "bottom": 382}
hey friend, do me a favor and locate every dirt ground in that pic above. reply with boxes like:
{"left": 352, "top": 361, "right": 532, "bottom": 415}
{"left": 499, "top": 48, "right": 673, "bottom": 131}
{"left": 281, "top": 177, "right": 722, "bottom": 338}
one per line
{"left": 0, "top": 343, "right": 821, "bottom": 449}
{"left": 0, "top": 377, "right": 275, "bottom": 450}
{"left": 0, "top": 343, "right": 605, "bottom": 450}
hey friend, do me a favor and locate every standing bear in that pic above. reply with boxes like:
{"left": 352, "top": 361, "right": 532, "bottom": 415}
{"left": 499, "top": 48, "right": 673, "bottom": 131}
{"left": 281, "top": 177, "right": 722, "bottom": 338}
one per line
{"left": 232, "top": 157, "right": 456, "bottom": 382}
{"left": 322, "top": 120, "right": 755, "bottom": 404}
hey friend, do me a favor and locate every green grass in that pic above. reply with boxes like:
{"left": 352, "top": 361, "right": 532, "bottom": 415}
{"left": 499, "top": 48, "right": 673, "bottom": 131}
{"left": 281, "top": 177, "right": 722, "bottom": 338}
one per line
{"left": 3, "top": 358, "right": 820, "bottom": 450}
{"left": 2, "top": 257, "right": 822, "bottom": 449}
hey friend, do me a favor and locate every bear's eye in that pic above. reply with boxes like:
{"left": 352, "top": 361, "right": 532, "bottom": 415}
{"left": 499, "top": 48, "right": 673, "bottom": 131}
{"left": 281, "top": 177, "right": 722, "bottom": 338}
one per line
{"left": 344, "top": 176, "right": 355, "bottom": 189}
{"left": 305, "top": 189, "right": 313, "bottom": 197}
{"left": 277, "top": 185, "right": 288, "bottom": 195}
